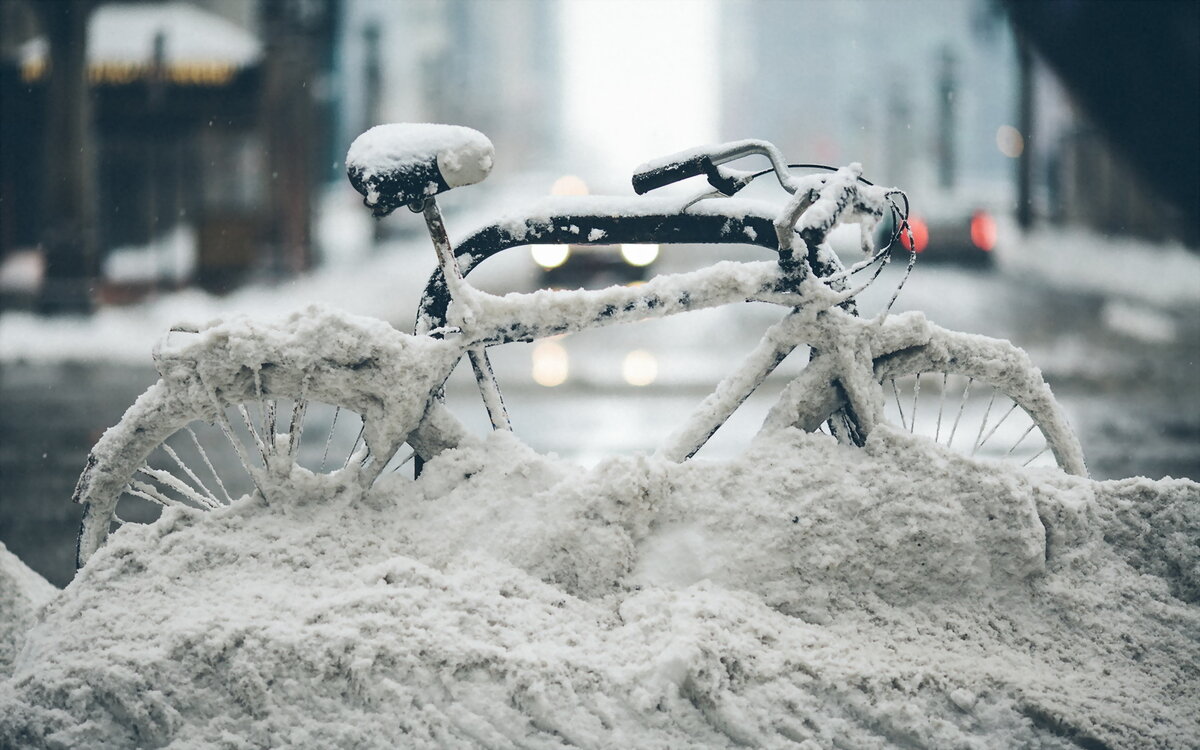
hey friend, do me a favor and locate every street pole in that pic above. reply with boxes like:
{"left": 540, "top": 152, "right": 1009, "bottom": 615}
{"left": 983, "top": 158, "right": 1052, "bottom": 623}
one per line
{"left": 1016, "top": 32, "right": 1035, "bottom": 230}
{"left": 35, "top": 0, "right": 97, "bottom": 314}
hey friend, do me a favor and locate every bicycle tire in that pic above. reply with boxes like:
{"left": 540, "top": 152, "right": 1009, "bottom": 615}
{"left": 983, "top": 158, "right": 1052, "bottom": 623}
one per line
{"left": 74, "top": 310, "right": 467, "bottom": 568}
{"left": 765, "top": 328, "right": 1087, "bottom": 476}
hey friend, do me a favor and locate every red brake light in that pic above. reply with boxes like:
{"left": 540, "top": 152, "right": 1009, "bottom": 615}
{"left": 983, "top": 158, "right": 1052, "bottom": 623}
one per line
{"left": 970, "top": 210, "right": 997, "bottom": 251}
{"left": 900, "top": 217, "right": 929, "bottom": 253}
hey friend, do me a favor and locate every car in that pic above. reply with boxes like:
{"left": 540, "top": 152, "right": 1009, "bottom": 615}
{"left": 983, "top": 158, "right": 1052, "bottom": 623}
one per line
{"left": 525, "top": 174, "right": 662, "bottom": 288}
{"left": 531, "top": 241, "right": 660, "bottom": 289}
{"left": 876, "top": 207, "right": 998, "bottom": 267}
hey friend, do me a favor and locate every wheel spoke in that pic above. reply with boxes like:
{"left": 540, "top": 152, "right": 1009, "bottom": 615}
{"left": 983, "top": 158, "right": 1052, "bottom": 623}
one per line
{"left": 200, "top": 380, "right": 266, "bottom": 498}
{"left": 934, "top": 372, "right": 948, "bottom": 442}
{"left": 947, "top": 377, "right": 973, "bottom": 447}
{"left": 971, "top": 390, "right": 999, "bottom": 456}
{"left": 137, "top": 465, "right": 220, "bottom": 509}
{"left": 343, "top": 422, "right": 366, "bottom": 470}
{"left": 128, "top": 477, "right": 181, "bottom": 508}
{"left": 977, "top": 402, "right": 1019, "bottom": 452}
{"left": 1006, "top": 421, "right": 1038, "bottom": 457}
{"left": 264, "top": 399, "right": 278, "bottom": 454}
{"left": 287, "top": 397, "right": 308, "bottom": 459}
{"left": 891, "top": 378, "right": 908, "bottom": 431}
{"left": 237, "top": 404, "right": 270, "bottom": 466}
{"left": 1022, "top": 445, "right": 1051, "bottom": 467}
{"left": 321, "top": 406, "right": 341, "bottom": 472}
{"left": 161, "top": 443, "right": 222, "bottom": 508}
{"left": 187, "top": 426, "right": 234, "bottom": 505}
{"left": 253, "top": 369, "right": 275, "bottom": 457}
{"left": 910, "top": 372, "right": 921, "bottom": 433}
{"left": 214, "top": 412, "right": 259, "bottom": 485}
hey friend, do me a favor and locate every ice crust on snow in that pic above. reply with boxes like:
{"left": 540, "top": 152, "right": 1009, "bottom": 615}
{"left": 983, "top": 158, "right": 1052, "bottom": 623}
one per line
{"left": 3, "top": 427, "right": 1198, "bottom": 748}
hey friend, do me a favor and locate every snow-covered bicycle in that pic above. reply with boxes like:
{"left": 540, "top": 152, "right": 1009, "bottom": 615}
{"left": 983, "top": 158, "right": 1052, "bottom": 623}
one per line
{"left": 72, "top": 124, "right": 1086, "bottom": 568}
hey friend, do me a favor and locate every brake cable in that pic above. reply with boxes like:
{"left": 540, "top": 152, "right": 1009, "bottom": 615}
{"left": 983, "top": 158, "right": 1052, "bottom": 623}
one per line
{"left": 734, "top": 162, "right": 918, "bottom": 314}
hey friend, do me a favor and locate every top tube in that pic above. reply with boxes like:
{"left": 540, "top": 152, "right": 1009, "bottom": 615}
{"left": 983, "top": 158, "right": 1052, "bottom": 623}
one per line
{"left": 414, "top": 195, "right": 850, "bottom": 337}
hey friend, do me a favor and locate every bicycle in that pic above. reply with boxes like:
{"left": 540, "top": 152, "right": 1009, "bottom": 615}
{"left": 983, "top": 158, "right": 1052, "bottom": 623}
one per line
{"left": 71, "top": 123, "right": 1087, "bottom": 568}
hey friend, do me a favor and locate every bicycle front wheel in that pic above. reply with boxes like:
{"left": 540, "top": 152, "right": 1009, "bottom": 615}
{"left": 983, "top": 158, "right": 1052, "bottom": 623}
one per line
{"left": 766, "top": 331, "right": 1087, "bottom": 476}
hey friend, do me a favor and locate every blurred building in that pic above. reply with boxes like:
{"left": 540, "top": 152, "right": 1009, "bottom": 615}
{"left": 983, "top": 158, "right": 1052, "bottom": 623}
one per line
{"left": 0, "top": 0, "right": 339, "bottom": 307}
{"left": 338, "top": 0, "right": 562, "bottom": 180}
{"left": 1010, "top": 3, "right": 1198, "bottom": 248}
{"left": 716, "top": 0, "right": 1196, "bottom": 248}
{"left": 716, "top": 0, "right": 1016, "bottom": 193}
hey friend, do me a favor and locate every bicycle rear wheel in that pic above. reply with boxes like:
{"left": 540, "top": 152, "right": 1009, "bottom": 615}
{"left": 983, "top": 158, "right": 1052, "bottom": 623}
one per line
{"left": 766, "top": 331, "right": 1087, "bottom": 476}
{"left": 74, "top": 310, "right": 467, "bottom": 568}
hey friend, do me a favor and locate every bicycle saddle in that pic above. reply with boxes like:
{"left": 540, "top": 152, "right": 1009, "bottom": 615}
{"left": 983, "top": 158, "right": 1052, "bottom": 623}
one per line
{"left": 346, "top": 123, "right": 495, "bottom": 217}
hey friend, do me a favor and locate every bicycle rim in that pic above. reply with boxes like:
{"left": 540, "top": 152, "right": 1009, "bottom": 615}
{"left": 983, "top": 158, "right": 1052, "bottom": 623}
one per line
{"left": 74, "top": 374, "right": 420, "bottom": 568}
{"left": 769, "top": 334, "right": 1087, "bottom": 476}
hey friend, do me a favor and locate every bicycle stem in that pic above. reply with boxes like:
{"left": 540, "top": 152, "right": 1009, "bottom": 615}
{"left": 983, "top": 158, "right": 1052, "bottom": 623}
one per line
{"left": 420, "top": 197, "right": 512, "bottom": 433}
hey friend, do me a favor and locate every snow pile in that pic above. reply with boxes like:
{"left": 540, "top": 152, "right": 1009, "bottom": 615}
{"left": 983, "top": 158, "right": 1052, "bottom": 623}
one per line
{"left": 3, "top": 427, "right": 1197, "bottom": 748}
{"left": 103, "top": 224, "right": 197, "bottom": 285}
{"left": 997, "top": 222, "right": 1200, "bottom": 310}
{"left": 0, "top": 544, "right": 55, "bottom": 678}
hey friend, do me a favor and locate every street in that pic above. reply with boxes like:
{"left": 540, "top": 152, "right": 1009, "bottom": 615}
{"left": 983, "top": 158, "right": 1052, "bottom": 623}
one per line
{"left": 3, "top": 246, "right": 1198, "bottom": 587}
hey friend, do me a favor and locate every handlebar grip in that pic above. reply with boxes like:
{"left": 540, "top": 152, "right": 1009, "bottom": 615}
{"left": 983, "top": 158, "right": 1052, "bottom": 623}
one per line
{"left": 632, "top": 154, "right": 711, "bottom": 194}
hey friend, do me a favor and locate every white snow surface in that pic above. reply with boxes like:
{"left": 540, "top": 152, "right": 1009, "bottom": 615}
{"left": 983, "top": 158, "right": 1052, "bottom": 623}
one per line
{"left": 2, "top": 428, "right": 1197, "bottom": 748}
{"left": 0, "top": 543, "right": 55, "bottom": 678}
{"left": 997, "top": 222, "right": 1200, "bottom": 309}
{"left": 347, "top": 124, "right": 495, "bottom": 190}
{"left": 103, "top": 224, "right": 197, "bottom": 284}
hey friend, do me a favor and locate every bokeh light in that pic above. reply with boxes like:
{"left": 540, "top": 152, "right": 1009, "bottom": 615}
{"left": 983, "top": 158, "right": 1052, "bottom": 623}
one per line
{"left": 531, "top": 339, "right": 569, "bottom": 387}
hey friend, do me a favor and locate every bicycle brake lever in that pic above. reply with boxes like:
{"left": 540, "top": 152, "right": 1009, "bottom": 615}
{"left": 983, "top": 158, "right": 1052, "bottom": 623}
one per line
{"left": 702, "top": 161, "right": 752, "bottom": 196}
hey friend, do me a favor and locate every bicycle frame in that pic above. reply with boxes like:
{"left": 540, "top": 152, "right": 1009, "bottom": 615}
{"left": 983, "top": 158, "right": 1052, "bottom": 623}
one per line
{"left": 407, "top": 193, "right": 871, "bottom": 462}
{"left": 416, "top": 195, "right": 851, "bottom": 336}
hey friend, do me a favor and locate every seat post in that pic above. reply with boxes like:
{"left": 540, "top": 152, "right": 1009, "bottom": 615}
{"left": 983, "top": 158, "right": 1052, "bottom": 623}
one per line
{"left": 417, "top": 195, "right": 512, "bottom": 433}
{"left": 418, "top": 196, "right": 470, "bottom": 301}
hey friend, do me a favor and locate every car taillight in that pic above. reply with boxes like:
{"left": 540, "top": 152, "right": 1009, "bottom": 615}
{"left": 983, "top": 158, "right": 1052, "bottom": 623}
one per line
{"left": 970, "top": 211, "right": 997, "bottom": 251}
{"left": 899, "top": 217, "right": 929, "bottom": 253}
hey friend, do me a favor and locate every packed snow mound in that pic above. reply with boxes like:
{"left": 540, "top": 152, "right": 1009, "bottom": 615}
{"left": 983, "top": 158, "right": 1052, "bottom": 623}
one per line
{"left": 0, "top": 544, "right": 55, "bottom": 678}
{"left": 2, "top": 428, "right": 1198, "bottom": 748}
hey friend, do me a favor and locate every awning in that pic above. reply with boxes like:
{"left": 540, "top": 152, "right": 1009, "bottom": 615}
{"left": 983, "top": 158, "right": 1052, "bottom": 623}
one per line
{"left": 20, "top": 2, "right": 262, "bottom": 86}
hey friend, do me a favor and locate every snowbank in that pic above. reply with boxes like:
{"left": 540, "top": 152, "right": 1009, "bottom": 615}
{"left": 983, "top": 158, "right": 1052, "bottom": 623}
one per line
{"left": 2, "top": 428, "right": 1196, "bottom": 748}
{"left": 0, "top": 543, "right": 55, "bottom": 678}
{"left": 997, "top": 222, "right": 1200, "bottom": 310}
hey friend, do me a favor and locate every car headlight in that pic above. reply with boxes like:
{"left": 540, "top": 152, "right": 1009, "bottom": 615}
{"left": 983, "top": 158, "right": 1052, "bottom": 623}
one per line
{"left": 620, "top": 243, "right": 658, "bottom": 267}
{"left": 531, "top": 245, "right": 570, "bottom": 269}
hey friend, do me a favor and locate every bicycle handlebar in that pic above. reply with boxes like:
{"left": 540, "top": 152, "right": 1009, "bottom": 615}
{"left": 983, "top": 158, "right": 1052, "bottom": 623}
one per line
{"left": 631, "top": 153, "right": 711, "bottom": 194}
{"left": 632, "top": 139, "right": 795, "bottom": 195}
